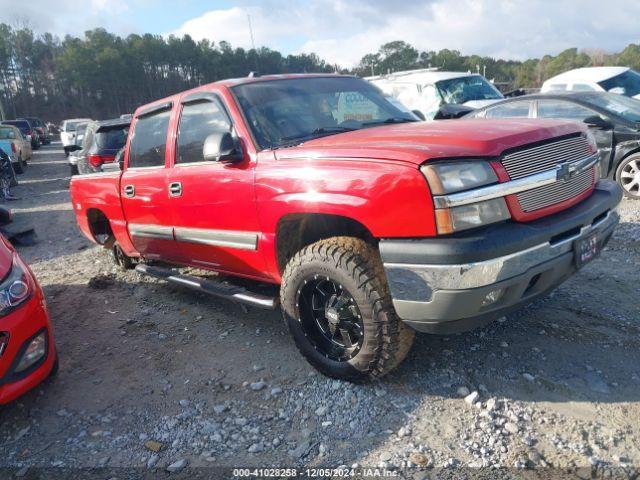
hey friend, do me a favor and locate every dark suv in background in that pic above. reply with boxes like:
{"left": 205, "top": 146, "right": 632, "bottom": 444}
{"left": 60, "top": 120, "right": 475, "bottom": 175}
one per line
{"left": 69, "top": 118, "right": 130, "bottom": 175}
{"left": 1, "top": 120, "right": 40, "bottom": 149}
{"left": 21, "top": 117, "right": 51, "bottom": 145}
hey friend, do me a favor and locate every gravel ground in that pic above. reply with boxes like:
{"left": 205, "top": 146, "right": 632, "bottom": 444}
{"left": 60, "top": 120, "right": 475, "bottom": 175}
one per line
{"left": 0, "top": 144, "right": 639, "bottom": 479}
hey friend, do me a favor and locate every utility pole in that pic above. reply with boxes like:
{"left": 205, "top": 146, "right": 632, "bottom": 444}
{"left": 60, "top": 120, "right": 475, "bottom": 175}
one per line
{"left": 247, "top": 13, "right": 256, "bottom": 51}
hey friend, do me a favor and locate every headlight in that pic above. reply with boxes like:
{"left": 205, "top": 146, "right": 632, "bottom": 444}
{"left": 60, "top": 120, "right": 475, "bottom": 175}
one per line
{"left": 421, "top": 161, "right": 498, "bottom": 194}
{"left": 0, "top": 256, "right": 33, "bottom": 316}
{"left": 421, "top": 161, "right": 510, "bottom": 234}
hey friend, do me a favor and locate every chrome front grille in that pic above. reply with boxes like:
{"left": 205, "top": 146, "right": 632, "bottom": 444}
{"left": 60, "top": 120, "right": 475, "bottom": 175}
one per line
{"left": 501, "top": 135, "right": 594, "bottom": 212}
{"left": 516, "top": 169, "right": 593, "bottom": 212}
{"left": 502, "top": 135, "right": 591, "bottom": 180}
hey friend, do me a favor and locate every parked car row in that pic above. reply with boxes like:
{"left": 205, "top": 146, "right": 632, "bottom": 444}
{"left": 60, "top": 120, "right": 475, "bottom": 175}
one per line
{"left": 374, "top": 67, "right": 640, "bottom": 200}
{"left": 1, "top": 117, "right": 51, "bottom": 151}
{"left": 65, "top": 117, "right": 130, "bottom": 176}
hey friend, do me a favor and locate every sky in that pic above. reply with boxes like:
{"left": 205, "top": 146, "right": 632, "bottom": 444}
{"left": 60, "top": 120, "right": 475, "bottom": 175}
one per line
{"left": 1, "top": 0, "right": 639, "bottom": 67}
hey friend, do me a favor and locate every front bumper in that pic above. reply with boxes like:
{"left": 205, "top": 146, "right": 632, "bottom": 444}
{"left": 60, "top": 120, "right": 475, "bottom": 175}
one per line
{"left": 380, "top": 181, "right": 623, "bottom": 334}
{"left": 0, "top": 284, "right": 56, "bottom": 405}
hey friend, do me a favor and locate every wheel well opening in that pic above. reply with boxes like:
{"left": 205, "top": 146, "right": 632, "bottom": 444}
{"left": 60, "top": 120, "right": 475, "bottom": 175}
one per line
{"left": 276, "top": 213, "right": 374, "bottom": 273}
{"left": 87, "top": 208, "right": 114, "bottom": 246}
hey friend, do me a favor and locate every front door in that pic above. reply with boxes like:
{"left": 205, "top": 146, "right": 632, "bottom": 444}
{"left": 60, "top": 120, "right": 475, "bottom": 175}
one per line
{"left": 167, "top": 93, "right": 268, "bottom": 280}
{"left": 536, "top": 99, "right": 614, "bottom": 175}
{"left": 120, "top": 106, "right": 179, "bottom": 262}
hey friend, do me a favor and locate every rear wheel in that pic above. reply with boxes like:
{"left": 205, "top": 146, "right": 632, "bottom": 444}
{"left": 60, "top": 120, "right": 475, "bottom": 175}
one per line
{"left": 280, "top": 237, "right": 414, "bottom": 381}
{"left": 113, "top": 242, "right": 135, "bottom": 270}
{"left": 617, "top": 154, "right": 640, "bottom": 199}
{"left": 70, "top": 164, "right": 79, "bottom": 176}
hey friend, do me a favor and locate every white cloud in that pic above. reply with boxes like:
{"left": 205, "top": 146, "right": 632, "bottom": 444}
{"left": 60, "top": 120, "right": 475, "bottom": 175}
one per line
{"left": 0, "top": 0, "right": 133, "bottom": 38}
{"left": 170, "top": 0, "right": 640, "bottom": 67}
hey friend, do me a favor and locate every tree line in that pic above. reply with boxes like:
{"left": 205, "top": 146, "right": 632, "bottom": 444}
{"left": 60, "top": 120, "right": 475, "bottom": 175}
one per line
{"left": 1, "top": 24, "right": 640, "bottom": 122}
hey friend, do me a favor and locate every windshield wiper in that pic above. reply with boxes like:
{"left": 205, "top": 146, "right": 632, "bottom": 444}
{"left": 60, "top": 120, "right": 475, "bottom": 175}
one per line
{"left": 361, "top": 117, "right": 418, "bottom": 127}
{"left": 279, "top": 126, "right": 356, "bottom": 144}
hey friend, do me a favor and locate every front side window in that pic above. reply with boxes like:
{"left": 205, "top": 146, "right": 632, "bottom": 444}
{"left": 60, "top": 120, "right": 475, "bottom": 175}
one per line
{"left": 484, "top": 101, "right": 531, "bottom": 118}
{"left": 232, "top": 77, "right": 417, "bottom": 150}
{"left": 128, "top": 109, "right": 171, "bottom": 168}
{"left": 598, "top": 70, "right": 640, "bottom": 97}
{"left": 537, "top": 100, "right": 594, "bottom": 121}
{"left": 435, "top": 75, "right": 503, "bottom": 104}
{"left": 177, "top": 100, "right": 231, "bottom": 163}
{"left": 585, "top": 92, "right": 640, "bottom": 123}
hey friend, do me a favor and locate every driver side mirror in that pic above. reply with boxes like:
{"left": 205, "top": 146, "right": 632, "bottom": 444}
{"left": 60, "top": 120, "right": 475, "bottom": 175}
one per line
{"left": 583, "top": 115, "right": 613, "bottom": 129}
{"left": 203, "top": 132, "right": 243, "bottom": 163}
{"left": 68, "top": 144, "right": 82, "bottom": 153}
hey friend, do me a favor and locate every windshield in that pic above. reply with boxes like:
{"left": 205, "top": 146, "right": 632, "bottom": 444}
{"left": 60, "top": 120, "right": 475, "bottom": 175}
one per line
{"left": 586, "top": 92, "right": 640, "bottom": 123}
{"left": 2, "top": 121, "right": 29, "bottom": 133}
{"left": 435, "top": 75, "right": 503, "bottom": 104}
{"left": 65, "top": 121, "right": 80, "bottom": 132}
{"left": 231, "top": 76, "right": 417, "bottom": 150}
{"left": 598, "top": 70, "right": 640, "bottom": 97}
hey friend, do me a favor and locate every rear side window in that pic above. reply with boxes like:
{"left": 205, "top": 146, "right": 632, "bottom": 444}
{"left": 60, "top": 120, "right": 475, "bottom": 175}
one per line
{"left": 96, "top": 129, "right": 128, "bottom": 150}
{"left": 484, "top": 101, "right": 531, "bottom": 118}
{"left": 537, "top": 100, "right": 594, "bottom": 121}
{"left": 129, "top": 109, "right": 171, "bottom": 168}
{"left": 176, "top": 100, "right": 231, "bottom": 164}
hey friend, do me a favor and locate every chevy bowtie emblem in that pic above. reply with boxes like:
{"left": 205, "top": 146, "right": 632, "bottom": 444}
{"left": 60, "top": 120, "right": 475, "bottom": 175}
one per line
{"left": 556, "top": 162, "right": 574, "bottom": 182}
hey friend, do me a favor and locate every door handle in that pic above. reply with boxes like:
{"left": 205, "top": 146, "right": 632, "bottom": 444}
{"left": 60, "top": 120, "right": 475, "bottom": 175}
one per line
{"left": 169, "top": 182, "right": 182, "bottom": 197}
{"left": 124, "top": 185, "right": 135, "bottom": 198}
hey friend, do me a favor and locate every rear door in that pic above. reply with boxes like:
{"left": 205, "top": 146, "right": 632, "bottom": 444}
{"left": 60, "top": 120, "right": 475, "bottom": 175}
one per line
{"left": 120, "top": 104, "right": 179, "bottom": 261}
{"left": 167, "top": 91, "right": 267, "bottom": 279}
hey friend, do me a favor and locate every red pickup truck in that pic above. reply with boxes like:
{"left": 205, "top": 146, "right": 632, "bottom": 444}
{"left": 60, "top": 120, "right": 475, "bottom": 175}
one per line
{"left": 70, "top": 74, "right": 622, "bottom": 381}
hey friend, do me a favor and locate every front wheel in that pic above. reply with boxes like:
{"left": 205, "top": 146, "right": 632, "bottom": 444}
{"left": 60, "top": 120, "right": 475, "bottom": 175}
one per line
{"left": 280, "top": 237, "right": 414, "bottom": 381}
{"left": 616, "top": 154, "right": 640, "bottom": 199}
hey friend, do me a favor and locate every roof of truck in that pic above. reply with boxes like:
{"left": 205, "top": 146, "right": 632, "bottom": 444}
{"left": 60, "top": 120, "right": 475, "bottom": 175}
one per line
{"left": 366, "top": 69, "right": 477, "bottom": 85}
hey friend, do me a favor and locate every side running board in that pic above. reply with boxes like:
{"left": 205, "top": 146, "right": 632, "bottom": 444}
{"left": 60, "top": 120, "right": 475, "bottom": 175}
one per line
{"left": 135, "top": 264, "right": 278, "bottom": 310}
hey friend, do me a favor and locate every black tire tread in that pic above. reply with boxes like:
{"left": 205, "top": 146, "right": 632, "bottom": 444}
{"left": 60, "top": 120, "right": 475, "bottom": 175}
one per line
{"left": 280, "top": 236, "right": 414, "bottom": 380}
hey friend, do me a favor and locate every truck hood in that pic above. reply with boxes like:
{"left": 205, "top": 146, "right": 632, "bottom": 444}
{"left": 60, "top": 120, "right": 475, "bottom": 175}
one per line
{"left": 276, "top": 119, "right": 585, "bottom": 165}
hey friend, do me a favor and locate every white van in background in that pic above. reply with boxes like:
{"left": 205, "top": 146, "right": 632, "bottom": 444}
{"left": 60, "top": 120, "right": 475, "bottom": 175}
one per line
{"left": 60, "top": 118, "right": 92, "bottom": 156}
{"left": 366, "top": 69, "right": 504, "bottom": 120}
{"left": 541, "top": 67, "right": 640, "bottom": 99}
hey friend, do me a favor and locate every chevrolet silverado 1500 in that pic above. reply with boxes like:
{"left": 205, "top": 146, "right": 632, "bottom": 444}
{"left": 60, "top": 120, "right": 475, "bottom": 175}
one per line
{"left": 69, "top": 74, "right": 622, "bottom": 381}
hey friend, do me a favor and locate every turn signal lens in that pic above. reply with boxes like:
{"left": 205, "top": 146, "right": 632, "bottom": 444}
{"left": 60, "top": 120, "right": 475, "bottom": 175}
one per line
{"left": 15, "top": 331, "right": 46, "bottom": 373}
{"left": 435, "top": 198, "right": 510, "bottom": 234}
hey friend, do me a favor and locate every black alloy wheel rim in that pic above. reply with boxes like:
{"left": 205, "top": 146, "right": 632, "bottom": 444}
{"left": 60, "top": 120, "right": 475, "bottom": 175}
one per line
{"left": 296, "top": 276, "right": 365, "bottom": 361}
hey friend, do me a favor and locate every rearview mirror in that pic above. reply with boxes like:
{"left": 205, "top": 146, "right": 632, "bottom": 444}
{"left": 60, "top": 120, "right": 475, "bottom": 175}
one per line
{"left": 203, "top": 132, "right": 243, "bottom": 163}
{"left": 434, "top": 103, "right": 475, "bottom": 120}
{"left": 583, "top": 115, "right": 613, "bottom": 129}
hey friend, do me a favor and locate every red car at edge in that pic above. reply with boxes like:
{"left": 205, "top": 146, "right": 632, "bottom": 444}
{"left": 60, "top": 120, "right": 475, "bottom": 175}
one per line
{"left": 0, "top": 234, "right": 56, "bottom": 405}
